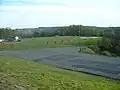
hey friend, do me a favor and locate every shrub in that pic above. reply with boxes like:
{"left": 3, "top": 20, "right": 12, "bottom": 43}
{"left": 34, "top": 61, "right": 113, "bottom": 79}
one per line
{"left": 78, "top": 47, "right": 95, "bottom": 54}
{"left": 101, "top": 51, "right": 112, "bottom": 56}
{"left": 88, "top": 45, "right": 101, "bottom": 54}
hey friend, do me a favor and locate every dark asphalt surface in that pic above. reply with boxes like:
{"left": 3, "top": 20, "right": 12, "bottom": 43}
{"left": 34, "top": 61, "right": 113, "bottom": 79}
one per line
{"left": 0, "top": 47, "right": 120, "bottom": 79}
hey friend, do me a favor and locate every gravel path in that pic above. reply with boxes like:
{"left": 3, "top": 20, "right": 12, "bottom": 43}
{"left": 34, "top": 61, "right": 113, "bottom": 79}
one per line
{"left": 1, "top": 47, "right": 120, "bottom": 79}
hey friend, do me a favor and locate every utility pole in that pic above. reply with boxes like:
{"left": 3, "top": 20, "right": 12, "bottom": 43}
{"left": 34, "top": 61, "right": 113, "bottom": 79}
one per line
{"left": 79, "top": 30, "right": 80, "bottom": 37}
{"left": 78, "top": 30, "right": 80, "bottom": 45}
{"left": 78, "top": 25, "right": 81, "bottom": 42}
{"left": 77, "top": 25, "right": 81, "bottom": 51}
{"left": 79, "top": 25, "right": 81, "bottom": 36}
{"left": 110, "top": 25, "right": 114, "bottom": 39}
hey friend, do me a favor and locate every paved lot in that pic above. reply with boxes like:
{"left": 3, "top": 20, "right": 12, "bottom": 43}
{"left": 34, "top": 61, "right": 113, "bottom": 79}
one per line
{"left": 0, "top": 47, "right": 120, "bottom": 79}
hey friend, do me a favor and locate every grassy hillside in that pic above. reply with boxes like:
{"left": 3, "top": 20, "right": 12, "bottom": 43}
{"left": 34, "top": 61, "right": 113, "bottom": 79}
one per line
{"left": 0, "top": 55, "right": 120, "bottom": 90}
{"left": 0, "top": 36, "right": 100, "bottom": 50}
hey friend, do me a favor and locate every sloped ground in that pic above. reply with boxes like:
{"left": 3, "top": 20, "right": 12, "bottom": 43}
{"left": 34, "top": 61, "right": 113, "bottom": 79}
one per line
{"left": 1, "top": 47, "right": 120, "bottom": 80}
{"left": 0, "top": 55, "right": 120, "bottom": 90}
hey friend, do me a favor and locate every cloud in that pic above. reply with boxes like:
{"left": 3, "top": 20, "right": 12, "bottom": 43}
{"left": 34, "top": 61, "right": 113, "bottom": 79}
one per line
{"left": 0, "top": 0, "right": 120, "bottom": 28}
{"left": 0, "top": 0, "right": 64, "bottom": 6}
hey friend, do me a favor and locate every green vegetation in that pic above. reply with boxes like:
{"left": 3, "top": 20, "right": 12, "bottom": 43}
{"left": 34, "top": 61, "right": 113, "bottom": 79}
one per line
{"left": 0, "top": 25, "right": 119, "bottom": 56}
{"left": 0, "top": 36, "right": 100, "bottom": 50}
{"left": 0, "top": 55, "right": 120, "bottom": 90}
{"left": 88, "top": 29, "right": 120, "bottom": 57}
{"left": 0, "top": 28, "right": 15, "bottom": 39}
{"left": 99, "top": 29, "right": 120, "bottom": 56}
{"left": 78, "top": 47, "right": 95, "bottom": 54}
{"left": 0, "top": 25, "right": 104, "bottom": 39}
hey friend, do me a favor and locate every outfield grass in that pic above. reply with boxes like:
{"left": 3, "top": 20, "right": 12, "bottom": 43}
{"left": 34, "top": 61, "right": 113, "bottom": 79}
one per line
{"left": 0, "top": 55, "right": 120, "bottom": 90}
{"left": 0, "top": 36, "right": 100, "bottom": 50}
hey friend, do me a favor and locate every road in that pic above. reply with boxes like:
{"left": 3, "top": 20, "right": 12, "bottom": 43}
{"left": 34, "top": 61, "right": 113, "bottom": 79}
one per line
{"left": 0, "top": 47, "right": 120, "bottom": 80}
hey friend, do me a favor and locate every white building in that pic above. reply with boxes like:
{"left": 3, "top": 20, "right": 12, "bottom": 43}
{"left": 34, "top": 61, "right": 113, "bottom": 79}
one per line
{"left": 15, "top": 36, "right": 19, "bottom": 41}
{"left": 0, "top": 39, "right": 4, "bottom": 42}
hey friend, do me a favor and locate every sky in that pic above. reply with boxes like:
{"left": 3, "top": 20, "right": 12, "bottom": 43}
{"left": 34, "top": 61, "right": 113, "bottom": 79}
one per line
{"left": 0, "top": 0, "right": 120, "bottom": 28}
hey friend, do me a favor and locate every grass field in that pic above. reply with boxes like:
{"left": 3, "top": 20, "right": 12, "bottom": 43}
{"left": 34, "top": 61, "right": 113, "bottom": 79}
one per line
{"left": 0, "top": 55, "right": 120, "bottom": 90}
{"left": 0, "top": 36, "right": 100, "bottom": 50}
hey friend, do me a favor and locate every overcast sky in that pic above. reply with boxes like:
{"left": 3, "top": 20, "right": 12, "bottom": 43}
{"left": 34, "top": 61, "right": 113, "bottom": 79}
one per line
{"left": 0, "top": 0, "right": 120, "bottom": 28}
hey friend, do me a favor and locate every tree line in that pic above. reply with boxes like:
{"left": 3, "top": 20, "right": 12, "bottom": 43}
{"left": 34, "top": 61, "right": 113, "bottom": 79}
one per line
{"left": 0, "top": 25, "right": 119, "bottom": 39}
{"left": 99, "top": 27, "right": 120, "bottom": 56}
{"left": 0, "top": 25, "right": 108, "bottom": 38}
{"left": 32, "top": 25, "right": 104, "bottom": 37}
{"left": 0, "top": 25, "right": 120, "bottom": 56}
{"left": 0, "top": 28, "right": 16, "bottom": 39}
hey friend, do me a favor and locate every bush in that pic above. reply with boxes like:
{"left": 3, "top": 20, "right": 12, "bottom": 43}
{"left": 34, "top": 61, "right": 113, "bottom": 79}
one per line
{"left": 101, "top": 51, "right": 112, "bottom": 56}
{"left": 88, "top": 45, "right": 101, "bottom": 54}
{"left": 111, "top": 53, "right": 117, "bottom": 57}
{"left": 78, "top": 47, "right": 95, "bottom": 54}
{"left": 17, "top": 39, "right": 22, "bottom": 42}
{"left": 100, "top": 37, "right": 111, "bottom": 50}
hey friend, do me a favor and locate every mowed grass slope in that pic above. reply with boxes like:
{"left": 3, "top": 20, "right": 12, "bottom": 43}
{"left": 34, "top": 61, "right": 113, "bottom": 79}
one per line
{"left": 0, "top": 55, "right": 120, "bottom": 90}
{"left": 0, "top": 36, "right": 100, "bottom": 50}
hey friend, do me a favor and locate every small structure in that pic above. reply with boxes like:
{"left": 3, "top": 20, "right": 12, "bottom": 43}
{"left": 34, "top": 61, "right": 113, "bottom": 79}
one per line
{"left": 7, "top": 36, "right": 19, "bottom": 42}
{"left": 0, "top": 39, "right": 4, "bottom": 42}
{"left": 15, "top": 36, "right": 19, "bottom": 41}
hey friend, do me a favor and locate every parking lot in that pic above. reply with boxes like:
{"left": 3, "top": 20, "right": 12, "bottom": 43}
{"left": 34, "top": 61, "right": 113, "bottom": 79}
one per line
{"left": 1, "top": 47, "right": 120, "bottom": 80}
